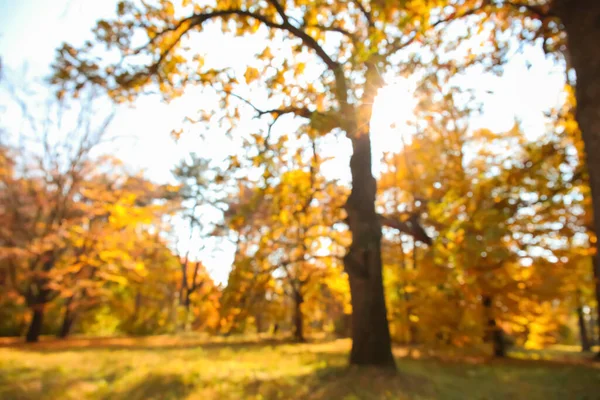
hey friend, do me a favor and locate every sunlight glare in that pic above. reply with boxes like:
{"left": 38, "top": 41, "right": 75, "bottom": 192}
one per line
{"left": 370, "top": 81, "right": 417, "bottom": 177}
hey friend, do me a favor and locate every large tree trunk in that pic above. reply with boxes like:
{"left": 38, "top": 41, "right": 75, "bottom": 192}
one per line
{"left": 344, "top": 133, "right": 396, "bottom": 368}
{"left": 483, "top": 295, "right": 505, "bottom": 358}
{"left": 26, "top": 305, "right": 45, "bottom": 343}
{"left": 293, "top": 290, "right": 305, "bottom": 342}
{"left": 554, "top": 0, "right": 600, "bottom": 358}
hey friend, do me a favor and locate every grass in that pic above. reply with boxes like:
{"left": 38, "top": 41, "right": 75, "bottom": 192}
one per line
{"left": 0, "top": 336, "right": 598, "bottom": 400}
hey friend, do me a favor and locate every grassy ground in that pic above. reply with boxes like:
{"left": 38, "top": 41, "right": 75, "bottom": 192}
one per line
{"left": 0, "top": 336, "right": 598, "bottom": 400}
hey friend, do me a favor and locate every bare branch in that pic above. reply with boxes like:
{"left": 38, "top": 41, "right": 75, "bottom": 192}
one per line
{"left": 226, "top": 91, "right": 313, "bottom": 119}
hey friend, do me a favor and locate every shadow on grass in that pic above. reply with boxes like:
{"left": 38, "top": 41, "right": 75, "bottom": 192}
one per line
{"left": 0, "top": 366, "right": 100, "bottom": 400}
{"left": 0, "top": 368, "right": 193, "bottom": 400}
{"left": 0, "top": 367, "right": 40, "bottom": 400}
{"left": 103, "top": 373, "right": 194, "bottom": 400}
{"left": 238, "top": 365, "right": 436, "bottom": 400}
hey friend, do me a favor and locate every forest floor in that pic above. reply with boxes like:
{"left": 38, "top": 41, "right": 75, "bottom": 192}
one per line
{"left": 0, "top": 336, "right": 598, "bottom": 400}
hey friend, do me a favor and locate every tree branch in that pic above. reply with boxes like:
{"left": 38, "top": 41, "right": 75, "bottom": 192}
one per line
{"left": 386, "top": 0, "right": 493, "bottom": 55}
{"left": 308, "top": 24, "right": 358, "bottom": 44}
{"left": 183, "top": 9, "right": 339, "bottom": 71}
{"left": 267, "top": 0, "right": 289, "bottom": 24}
{"left": 226, "top": 91, "right": 313, "bottom": 119}
{"left": 498, "top": 0, "right": 554, "bottom": 18}
{"left": 379, "top": 214, "right": 432, "bottom": 245}
{"left": 351, "top": 0, "right": 374, "bottom": 28}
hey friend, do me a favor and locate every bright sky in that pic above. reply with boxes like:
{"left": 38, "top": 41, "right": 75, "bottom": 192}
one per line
{"left": 0, "top": 0, "right": 566, "bottom": 285}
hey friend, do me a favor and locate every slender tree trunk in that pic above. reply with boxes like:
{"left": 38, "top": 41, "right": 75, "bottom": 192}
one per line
{"left": 576, "top": 298, "right": 591, "bottom": 352}
{"left": 590, "top": 306, "right": 599, "bottom": 346}
{"left": 26, "top": 305, "right": 45, "bottom": 343}
{"left": 345, "top": 133, "right": 396, "bottom": 368}
{"left": 483, "top": 295, "right": 505, "bottom": 358}
{"left": 58, "top": 298, "right": 76, "bottom": 339}
{"left": 398, "top": 241, "right": 411, "bottom": 345}
{"left": 255, "top": 311, "right": 264, "bottom": 333}
{"left": 409, "top": 242, "right": 418, "bottom": 344}
{"left": 554, "top": 0, "right": 600, "bottom": 359}
{"left": 293, "top": 290, "right": 305, "bottom": 342}
{"left": 132, "top": 291, "right": 142, "bottom": 324}
{"left": 593, "top": 258, "right": 600, "bottom": 356}
{"left": 183, "top": 291, "right": 192, "bottom": 331}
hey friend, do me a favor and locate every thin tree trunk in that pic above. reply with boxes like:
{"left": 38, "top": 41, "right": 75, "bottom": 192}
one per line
{"left": 132, "top": 291, "right": 142, "bottom": 324}
{"left": 483, "top": 295, "right": 505, "bottom": 358}
{"left": 398, "top": 240, "right": 411, "bottom": 345}
{"left": 554, "top": 0, "right": 600, "bottom": 359}
{"left": 576, "top": 290, "right": 591, "bottom": 352}
{"left": 255, "top": 311, "right": 264, "bottom": 333}
{"left": 293, "top": 290, "right": 305, "bottom": 342}
{"left": 58, "top": 298, "right": 76, "bottom": 339}
{"left": 589, "top": 305, "right": 599, "bottom": 346}
{"left": 183, "top": 290, "right": 192, "bottom": 331}
{"left": 409, "top": 242, "right": 418, "bottom": 344}
{"left": 576, "top": 305, "right": 591, "bottom": 352}
{"left": 593, "top": 258, "right": 600, "bottom": 356}
{"left": 26, "top": 305, "right": 45, "bottom": 343}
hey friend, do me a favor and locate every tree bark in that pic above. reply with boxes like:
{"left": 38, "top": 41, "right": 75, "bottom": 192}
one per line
{"left": 293, "top": 290, "right": 305, "bottom": 342}
{"left": 344, "top": 133, "right": 396, "bottom": 368}
{"left": 483, "top": 295, "right": 505, "bottom": 358}
{"left": 26, "top": 305, "right": 45, "bottom": 343}
{"left": 554, "top": 0, "right": 600, "bottom": 358}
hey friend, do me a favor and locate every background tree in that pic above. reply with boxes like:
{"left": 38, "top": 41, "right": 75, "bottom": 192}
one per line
{"left": 0, "top": 89, "right": 115, "bottom": 342}
{"left": 221, "top": 133, "right": 349, "bottom": 341}
{"left": 415, "top": 0, "right": 600, "bottom": 354}
{"left": 378, "top": 78, "right": 595, "bottom": 356}
{"left": 171, "top": 153, "right": 225, "bottom": 330}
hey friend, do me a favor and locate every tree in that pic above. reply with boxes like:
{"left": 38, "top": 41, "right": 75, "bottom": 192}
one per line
{"left": 222, "top": 135, "right": 349, "bottom": 341}
{"left": 376, "top": 77, "right": 594, "bottom": 356}
{"left": 547, "top": 3, "right": 600, "bottom": 356}
{"left": 442, "top": 0, "right": 600, "bottom": 356}
{"left": 0, "top": 82, "right": 181, "bottom": 341}
{"left": 171, "top": 153, "right": 224, "bottom": 330}
{"left": 0, "top": 90, "right": 115, "bottom": 341}
{"left": 52, "top": 0, "right": 441, "bottom": 367}
{"left": 53, "top": 172, "right": 179, "bottom": 338}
